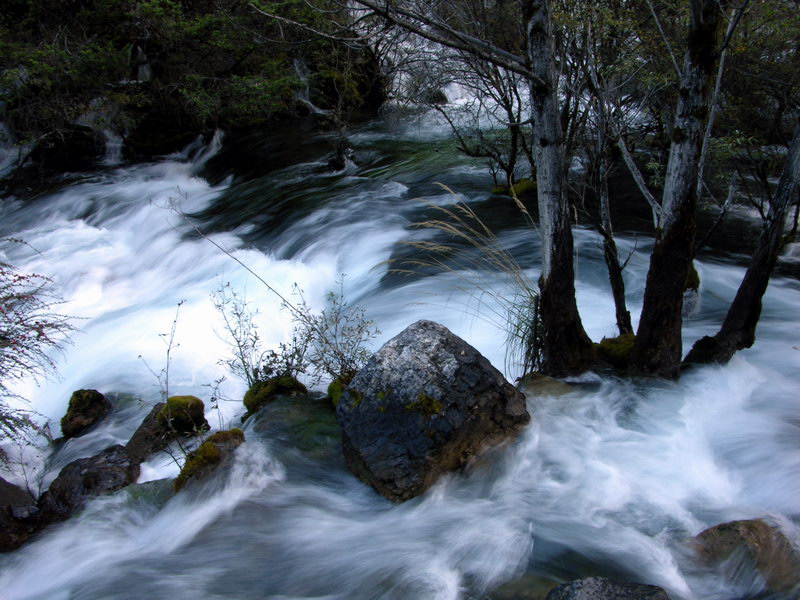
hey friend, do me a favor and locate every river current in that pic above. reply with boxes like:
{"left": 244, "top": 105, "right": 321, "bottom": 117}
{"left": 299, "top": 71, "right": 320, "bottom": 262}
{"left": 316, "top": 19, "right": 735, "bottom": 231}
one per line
{"left": 0, "top": 113, "right": 799, "bottom": 600}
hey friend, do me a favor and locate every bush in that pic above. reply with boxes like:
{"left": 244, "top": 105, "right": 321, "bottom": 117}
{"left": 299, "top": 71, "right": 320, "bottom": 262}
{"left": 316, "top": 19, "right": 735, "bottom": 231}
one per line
{"left": 1, "top": 258, "right": 74, "bottom": 458}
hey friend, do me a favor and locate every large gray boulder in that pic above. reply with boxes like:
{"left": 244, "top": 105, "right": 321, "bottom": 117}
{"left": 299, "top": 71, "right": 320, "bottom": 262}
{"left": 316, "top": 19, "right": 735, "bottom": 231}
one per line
{"left": 336, "top": 320, "right": 530, "bottom": 501}
{"left": 546, "top": 577, "right": 670, "bottom": 600}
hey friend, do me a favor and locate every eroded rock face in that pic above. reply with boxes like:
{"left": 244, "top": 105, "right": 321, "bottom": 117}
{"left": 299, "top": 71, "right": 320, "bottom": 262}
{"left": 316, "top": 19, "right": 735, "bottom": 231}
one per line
{"left": 545, "top": 577, "right": 670, "bottom": 600}
{"left": 336, "top": 320, "right": 530, "bottom": 501}
{"left": 37, "top": 445, "right": 139, "bottom": 523}
{"left": 693, "top": 518, "right": 800, "bottom": 593}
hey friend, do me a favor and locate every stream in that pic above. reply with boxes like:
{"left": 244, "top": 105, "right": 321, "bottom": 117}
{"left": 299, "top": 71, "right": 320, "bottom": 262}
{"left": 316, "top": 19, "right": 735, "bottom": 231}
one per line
{"left": 0, "top": 112, "right": 799, "bottom": 600}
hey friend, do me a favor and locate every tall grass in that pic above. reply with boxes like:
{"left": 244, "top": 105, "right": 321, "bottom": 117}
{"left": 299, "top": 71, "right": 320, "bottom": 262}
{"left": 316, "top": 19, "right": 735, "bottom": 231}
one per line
{"left": 392, "top": 185, "right": 543, "bottom": 378}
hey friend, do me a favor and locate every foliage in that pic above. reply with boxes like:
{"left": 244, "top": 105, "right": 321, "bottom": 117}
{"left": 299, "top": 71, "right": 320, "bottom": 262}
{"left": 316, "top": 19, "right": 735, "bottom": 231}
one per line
{"left": 211, "top": 283, "right": 309, "bottom": 387}
{"left": 0, "top": 0, "right": 383, "bottom": 164}
{"left": 0, "top": 259, "right": 73, "bottom": 456}
{"left": 291, "top": 278, "right": 379, "bottom": 384}
{"left": 213, "top": 276, "right": 378, "bottom": 393}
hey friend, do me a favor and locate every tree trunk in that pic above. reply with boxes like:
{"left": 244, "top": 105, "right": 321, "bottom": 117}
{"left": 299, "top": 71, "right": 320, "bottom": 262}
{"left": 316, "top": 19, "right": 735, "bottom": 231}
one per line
{"left": 527, "top": 0, "right": 595, "bottom": 377}
{"left": 632, "top": 0, "right": 727, "bottom": 378}
{"left": 596, "top": 98, "right": 633, "bottom": 336}
{"left": 684, "top": 123, "right": 800, "bottom": 365}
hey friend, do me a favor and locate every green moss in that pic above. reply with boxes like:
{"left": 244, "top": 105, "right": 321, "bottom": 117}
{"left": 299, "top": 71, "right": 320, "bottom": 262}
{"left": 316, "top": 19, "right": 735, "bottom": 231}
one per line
{"left": 594, "top": 333, "right": 636, "bottom": 369}
{"left": 686, "top": 262, "right": 701, "bottom": 291}
{"left": 157, "top": 395, "right": 208, "bottom": 435}
{"left": 174, "top": 428, "right": 245, "bottom": 492}
{"left": 491, "top": 178, "right": 536, "bottom": 198}
{"left": 510, "top": 178, "right": 536, "bottom": 197}
{"left": 206, "top": 428, "right": 244, "bottom": 445}
{"left": 327, "top": 372, "right": 355, "bottom": 408}
{"left": 405, "top": 392, "right": 444, "bottom": 416}
{"left": 349, "top": 388, "right": 364, "bottom": 408}
{"left": 243, "top": 376, "right": 307, "bottom": 415}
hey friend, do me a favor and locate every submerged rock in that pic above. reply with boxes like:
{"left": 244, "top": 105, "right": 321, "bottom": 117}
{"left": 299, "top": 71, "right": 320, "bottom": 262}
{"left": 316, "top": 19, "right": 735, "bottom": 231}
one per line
{"left": 336, "top": 320, "right": 529, "bottom": 502}
{"left": 0, "top": 476, "right": 36, "bottom": 552}
{"left": 518, "top": 373, "right": 575, "bottom": 397}
{"left": 37, "top": 445, "right": 139, "bottom": 523}
{"left": 60, "top": 389, "right": 112, "bottom": 439}
{"left": 174, "top": 429, "right": 245, "bottom": 491}
{"left": 545, "top": 577, "right": 670, "bottom": 600}
{"left": 693, "top": 518, "right": 800, "bottom": 593}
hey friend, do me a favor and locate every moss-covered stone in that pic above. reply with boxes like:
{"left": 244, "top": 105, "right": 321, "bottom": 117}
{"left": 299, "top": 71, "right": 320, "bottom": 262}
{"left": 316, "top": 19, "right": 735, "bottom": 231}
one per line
{"left": 61, "top": 389, "right": 112, "bottom": 439}
{"left": 405, "top": 392, "right": 444, "bottom": 416}
{"left": 157, "top": 395, "right": 209, "bottom": 435}
{"left": 251, "top": 394, "right": 341, "bottom": 460}
{"left": 174, "top": 429, "right": 245, "bottom": 492}
{"left": 492, "top": 178, "right": 537, "bottom": 198}
{"left": 594, "top": 333, "right": 636, "bottom": 370}
{"left": 243, "top": 376, "right": 307, "bottom": 416}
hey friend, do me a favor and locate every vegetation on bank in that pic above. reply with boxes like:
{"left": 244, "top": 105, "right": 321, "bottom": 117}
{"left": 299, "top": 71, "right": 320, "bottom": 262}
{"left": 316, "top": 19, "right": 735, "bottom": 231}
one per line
{"left": 0, "top": 0, "right": 385, "bottom": 179}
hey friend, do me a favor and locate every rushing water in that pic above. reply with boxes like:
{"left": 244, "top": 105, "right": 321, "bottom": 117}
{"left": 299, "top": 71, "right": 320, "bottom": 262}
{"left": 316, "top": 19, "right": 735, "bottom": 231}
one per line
{"left": 0, "top": 113, "right": 799, "bottom": 600}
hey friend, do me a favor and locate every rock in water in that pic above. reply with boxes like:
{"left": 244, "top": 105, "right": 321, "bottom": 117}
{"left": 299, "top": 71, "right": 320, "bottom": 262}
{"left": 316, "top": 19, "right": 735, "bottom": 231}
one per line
{"left": 61, "top": 389, "right": 112, "bottom": 439}
{"left": 693, "top": 518, "right": 800, "bottom": 593}
{"left": 0, "top": 476, "right": 36, "bottom": 552}
{"left": 37, "top": 445, "right": 139, "bottom": 523}
{"left": 336, "top": 320, "right": 529, "bottom": 501}
{"left": 174, "top": 429, "right": 245, "bottom": 491}
{"left": 546, "top": 577, "right": 670, "bottom": 600}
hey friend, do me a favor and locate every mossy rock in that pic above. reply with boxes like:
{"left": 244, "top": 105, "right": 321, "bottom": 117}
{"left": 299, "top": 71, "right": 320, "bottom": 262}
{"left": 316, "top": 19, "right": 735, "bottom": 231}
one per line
{"left": 174, "top": 429, "right": 245, "bottom": 492}
{"left": 594, "top": 333, "right": 636, "bottom": 370}
{"left": 492, "top": 178, "right": 537, "bottom": 198}
{"left": 251, "top": 394, "right": 341, "bottom": 460}
{"left": 61, "top": 389, "right": 112, "bottom": 439}
{"left": 157, "top": 395, "right": 209, "bottom": 435}
{"left": 243, "top": 376, "right": 307, "bottom": 416}
{"left": 327, "top": 372, "right": 356, "bottom": 408}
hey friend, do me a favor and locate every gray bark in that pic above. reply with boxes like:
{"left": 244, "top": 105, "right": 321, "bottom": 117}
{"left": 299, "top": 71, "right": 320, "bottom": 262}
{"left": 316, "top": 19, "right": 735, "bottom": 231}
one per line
{"left": 527, "top": 0, "right": 595, "bottom": 376}
{"left": 632, "top": 0, "right": 728, "bottom": 378}
{"left": 685, "top": 122, "right": 800, "bottom": 365}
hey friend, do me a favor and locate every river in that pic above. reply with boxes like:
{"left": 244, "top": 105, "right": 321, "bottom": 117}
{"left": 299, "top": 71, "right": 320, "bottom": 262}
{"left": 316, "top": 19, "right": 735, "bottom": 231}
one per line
{"left": 0, "top": 112, "right": 798, "bottom": 600}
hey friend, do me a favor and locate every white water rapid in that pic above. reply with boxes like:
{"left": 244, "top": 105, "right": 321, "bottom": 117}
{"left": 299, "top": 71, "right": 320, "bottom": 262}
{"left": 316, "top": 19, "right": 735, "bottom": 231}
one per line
{"left": 0, "top": 115, "right": 798, "bottom": 600}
